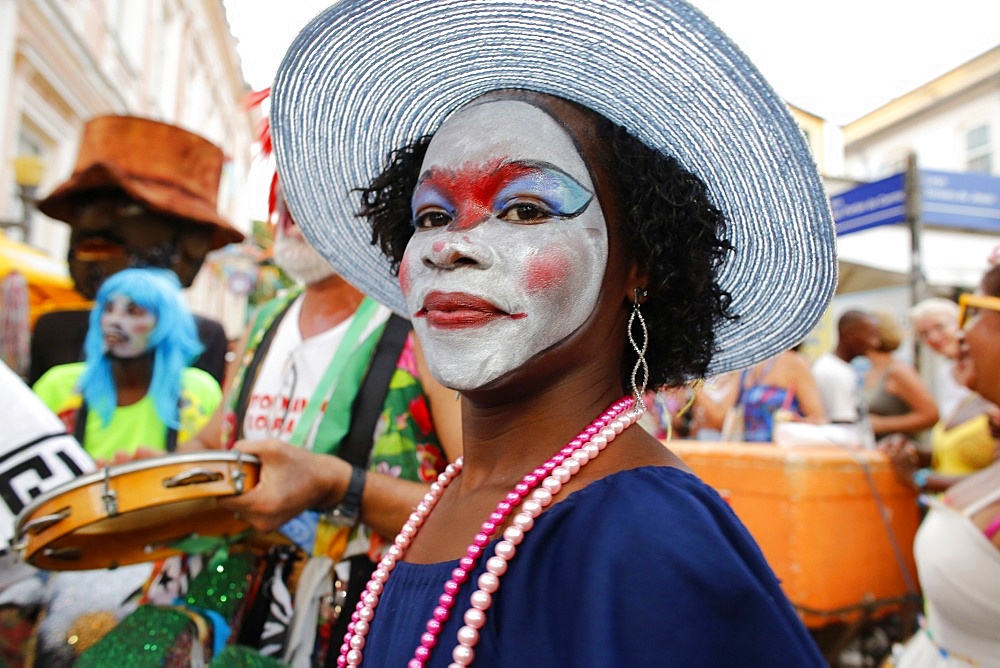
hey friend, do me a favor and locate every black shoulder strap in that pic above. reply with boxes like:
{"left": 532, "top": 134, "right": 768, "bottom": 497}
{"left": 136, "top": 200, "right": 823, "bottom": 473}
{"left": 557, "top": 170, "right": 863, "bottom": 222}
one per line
{"left": 323, "top": 313, "right": 412, "bottom": 667}
{"left": 165, "top": 425, "right": 178, "bottom": 453}
{"left": 233, "top": 298, "right": 298, "bottom": 441}
{"left": 73, "top": 400, "right": 88, "bottom": 445}
{"left": 735, "top": 368, "right": 749, "bottom": 407}
{"left": 337, "top": 314, "right": 411, "bottom": 468}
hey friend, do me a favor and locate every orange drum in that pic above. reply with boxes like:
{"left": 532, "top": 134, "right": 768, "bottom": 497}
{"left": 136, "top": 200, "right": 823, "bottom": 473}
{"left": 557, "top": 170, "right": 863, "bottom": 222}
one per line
{"left": 670, "top": 442, "right": 920, "bottom": 627}
{"left": 14, "top": 451, "right": 259, "bottom": 571}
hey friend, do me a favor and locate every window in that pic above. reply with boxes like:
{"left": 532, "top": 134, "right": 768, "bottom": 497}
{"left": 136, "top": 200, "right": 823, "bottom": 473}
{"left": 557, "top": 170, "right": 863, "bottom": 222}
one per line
{"left": 965, "top": 124, "right": 992, "bottom": 173}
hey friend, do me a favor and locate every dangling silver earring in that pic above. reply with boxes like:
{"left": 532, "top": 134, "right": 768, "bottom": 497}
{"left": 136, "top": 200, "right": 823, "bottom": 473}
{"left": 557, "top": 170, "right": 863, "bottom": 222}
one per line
{"left": 629, "top": 287, "right": 649, "bottom": 412}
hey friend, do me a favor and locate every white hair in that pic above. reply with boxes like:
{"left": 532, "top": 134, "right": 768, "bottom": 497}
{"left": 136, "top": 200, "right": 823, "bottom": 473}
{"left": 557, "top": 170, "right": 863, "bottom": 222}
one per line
{"left": 909, "top": 297, "right": 958, "bottom": 322}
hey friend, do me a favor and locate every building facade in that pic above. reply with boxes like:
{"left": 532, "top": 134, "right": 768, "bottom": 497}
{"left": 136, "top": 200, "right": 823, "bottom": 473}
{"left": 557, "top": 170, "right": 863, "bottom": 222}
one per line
{"left": 837, "top": 44, "right": 1000, "bottom": 292}
{"left": 0, "top": 0, "right": 258, "bottom": 334}
{"left": 844, "top": 45, "right": 1000, "bottom": 180}
{"left": 827, "top": 45, "right": 1000, "bottom": 379}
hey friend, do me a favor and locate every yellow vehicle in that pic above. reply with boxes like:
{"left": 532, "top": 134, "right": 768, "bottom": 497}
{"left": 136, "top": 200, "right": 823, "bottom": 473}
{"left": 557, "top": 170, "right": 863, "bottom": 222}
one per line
{"left": 0, "top": 231, "right": 90, "bottom": 326}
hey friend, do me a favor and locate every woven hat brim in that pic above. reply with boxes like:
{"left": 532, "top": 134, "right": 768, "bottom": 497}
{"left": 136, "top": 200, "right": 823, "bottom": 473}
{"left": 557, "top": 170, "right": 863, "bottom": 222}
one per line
{"left": 271, "top": 0, "right": 838, "bottom": 377}
{"left": 38, "top": 163, "right": 244, "bottom": 249}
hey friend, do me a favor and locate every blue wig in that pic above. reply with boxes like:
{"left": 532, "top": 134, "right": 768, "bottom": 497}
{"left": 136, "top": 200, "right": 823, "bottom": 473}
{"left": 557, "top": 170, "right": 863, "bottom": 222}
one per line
{"left": 78, "top": 268, "right": 204, "bottom": 428}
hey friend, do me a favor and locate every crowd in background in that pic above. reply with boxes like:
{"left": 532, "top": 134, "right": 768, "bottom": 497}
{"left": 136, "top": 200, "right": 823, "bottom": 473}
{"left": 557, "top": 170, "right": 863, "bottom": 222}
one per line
{"left": 0, "top": 1, "right": 995, "bottom": 662}
{"left": 641, "top": 288, "right": 1000, "bottom": 475}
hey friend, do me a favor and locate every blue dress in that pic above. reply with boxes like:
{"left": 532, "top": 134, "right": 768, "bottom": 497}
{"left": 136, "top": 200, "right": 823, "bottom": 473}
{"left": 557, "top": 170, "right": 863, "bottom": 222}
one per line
{"left": 742, "top": 385, "right": 801, "bottom": 442}
{"left": 361, "top": 466, "right": 824, "bottom": 666}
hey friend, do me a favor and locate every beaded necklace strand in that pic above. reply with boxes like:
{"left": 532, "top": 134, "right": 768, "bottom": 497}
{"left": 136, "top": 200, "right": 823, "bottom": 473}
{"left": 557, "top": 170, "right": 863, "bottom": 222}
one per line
{"left": 337, "top": 395, "right": 642, "bottom": 667}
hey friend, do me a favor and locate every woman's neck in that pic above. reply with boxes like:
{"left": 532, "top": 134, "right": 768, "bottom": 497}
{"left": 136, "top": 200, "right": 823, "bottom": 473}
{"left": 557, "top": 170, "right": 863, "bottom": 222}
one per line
{"left": 111, "top": 355, "right": 154, "bottom": 406}
{"left": 864, "top": 351, "right": 892, "bottom": 382}
{"left": 455, "top": 376, "right": 627, "bottom": 490}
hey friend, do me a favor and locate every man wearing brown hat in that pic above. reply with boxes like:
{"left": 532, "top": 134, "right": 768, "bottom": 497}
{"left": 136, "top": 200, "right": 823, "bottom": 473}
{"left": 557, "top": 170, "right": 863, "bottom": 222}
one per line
{"left": 28, "top": 115, "right": 245, "bottom": 384}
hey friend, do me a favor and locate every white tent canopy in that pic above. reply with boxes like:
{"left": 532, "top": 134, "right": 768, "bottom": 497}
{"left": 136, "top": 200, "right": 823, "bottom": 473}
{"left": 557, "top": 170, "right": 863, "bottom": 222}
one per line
{"left": 835, "top": 224, "right": 999, "bottom": 293}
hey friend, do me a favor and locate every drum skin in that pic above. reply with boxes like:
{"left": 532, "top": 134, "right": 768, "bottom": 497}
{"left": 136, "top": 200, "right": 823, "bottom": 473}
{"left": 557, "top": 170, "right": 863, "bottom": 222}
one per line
{"left": 14, "top": 451, "right": 260, "bottom": 570}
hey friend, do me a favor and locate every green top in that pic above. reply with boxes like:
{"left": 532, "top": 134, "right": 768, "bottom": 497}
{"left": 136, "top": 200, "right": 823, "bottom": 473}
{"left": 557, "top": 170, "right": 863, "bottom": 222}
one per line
{"left": 33, "top": 362, "right": 221, "bottom": 461}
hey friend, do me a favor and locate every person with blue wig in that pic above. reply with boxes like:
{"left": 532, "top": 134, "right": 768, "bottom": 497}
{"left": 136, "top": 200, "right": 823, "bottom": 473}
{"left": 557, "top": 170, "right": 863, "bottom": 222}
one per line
{"left": 33, "top": 267, "right": 221, "bottom": 463}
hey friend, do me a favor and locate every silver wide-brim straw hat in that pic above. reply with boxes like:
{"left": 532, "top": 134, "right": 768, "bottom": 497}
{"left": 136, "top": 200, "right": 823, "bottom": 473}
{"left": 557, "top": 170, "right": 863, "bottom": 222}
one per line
{"left": 270, "top": 0, "right": 838, "bottom": 376}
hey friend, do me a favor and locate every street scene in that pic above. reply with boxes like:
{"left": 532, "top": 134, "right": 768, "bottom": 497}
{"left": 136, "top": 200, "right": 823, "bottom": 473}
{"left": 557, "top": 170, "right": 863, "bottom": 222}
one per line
{"left": 0, "top": 1, "right": 998, "bottom": 666}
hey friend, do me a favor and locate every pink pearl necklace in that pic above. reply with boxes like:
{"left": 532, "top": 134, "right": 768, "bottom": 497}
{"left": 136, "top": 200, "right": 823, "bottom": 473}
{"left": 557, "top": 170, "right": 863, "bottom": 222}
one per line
{"left": 337, "top": 395, "right": 642, "bottom": 667}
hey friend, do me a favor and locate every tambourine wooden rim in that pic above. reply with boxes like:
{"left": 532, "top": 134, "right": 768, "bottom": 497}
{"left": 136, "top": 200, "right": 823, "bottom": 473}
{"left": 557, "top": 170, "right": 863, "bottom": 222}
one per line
{"left": 14, "top": 450, "right": 259, "bottom": 571}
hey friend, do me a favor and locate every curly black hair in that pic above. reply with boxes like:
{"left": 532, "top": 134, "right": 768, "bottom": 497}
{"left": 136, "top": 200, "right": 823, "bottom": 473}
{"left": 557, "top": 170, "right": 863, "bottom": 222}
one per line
{"left": 357, "top": 109, "right": 735, "bottom": 389}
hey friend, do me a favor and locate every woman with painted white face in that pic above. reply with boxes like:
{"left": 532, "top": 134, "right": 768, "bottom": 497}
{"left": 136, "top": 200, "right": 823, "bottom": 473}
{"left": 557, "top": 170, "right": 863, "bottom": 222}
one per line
{"left": 402, "top": 100, "right": 610, "bottom": 392}
{"left": 33, "top": 267, "right": 221, "bottom": 464}
{"left": 263, "top": 0, "right": 838, "bottom": 664}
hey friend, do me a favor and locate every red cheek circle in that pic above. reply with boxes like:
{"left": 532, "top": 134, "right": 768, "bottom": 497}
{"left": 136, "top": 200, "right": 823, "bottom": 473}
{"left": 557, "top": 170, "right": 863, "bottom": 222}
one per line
{"left": 525, "top": 247, "right": 572, "bottom": 293}
{"left": 398, "top": 255, "right": 412, "bottom": 296}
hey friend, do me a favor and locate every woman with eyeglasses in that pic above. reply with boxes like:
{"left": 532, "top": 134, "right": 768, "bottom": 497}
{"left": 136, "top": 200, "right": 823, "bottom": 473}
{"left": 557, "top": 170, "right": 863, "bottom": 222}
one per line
{"left": 886, "top": 262, "right": 1000, "bottom": 667}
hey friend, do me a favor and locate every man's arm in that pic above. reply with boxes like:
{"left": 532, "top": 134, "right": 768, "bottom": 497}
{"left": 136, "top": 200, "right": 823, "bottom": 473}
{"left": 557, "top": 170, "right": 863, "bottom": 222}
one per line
{"left": 216, "top": 439, "right": 435, "bottom": 541}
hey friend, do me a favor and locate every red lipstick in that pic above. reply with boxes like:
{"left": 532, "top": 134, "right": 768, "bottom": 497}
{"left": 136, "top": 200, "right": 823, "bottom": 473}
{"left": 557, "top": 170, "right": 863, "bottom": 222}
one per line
{"left": 416, "top": 291, "right": 526, "bottom": 329}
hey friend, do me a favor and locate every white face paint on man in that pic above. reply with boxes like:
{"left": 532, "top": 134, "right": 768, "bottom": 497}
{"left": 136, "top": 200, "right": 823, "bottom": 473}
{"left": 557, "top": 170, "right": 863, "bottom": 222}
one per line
{"left": 100, "top": 294, "right": 157, "bottom": 358}
{"left": 272, "top": 197, "right": 338, "bottom": 285}
{"left": 400, "top": 99, "right": 609, "bottom": 391}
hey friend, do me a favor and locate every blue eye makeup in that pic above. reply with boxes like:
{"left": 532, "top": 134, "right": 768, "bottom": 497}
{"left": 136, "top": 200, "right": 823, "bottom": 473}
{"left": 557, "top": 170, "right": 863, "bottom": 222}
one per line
{"left": 411, "top": 184, "right": 455, "bottom": 228}
{"left": 493, "top": 166, "right": 593, "bottom": 218}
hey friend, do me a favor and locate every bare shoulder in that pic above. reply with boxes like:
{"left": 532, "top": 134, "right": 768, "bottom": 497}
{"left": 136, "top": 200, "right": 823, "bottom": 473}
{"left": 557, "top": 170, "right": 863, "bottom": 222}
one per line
{"left": 888, "top": 359, "right": 920, "bottom": 381}
{"left": 782, "top": 350, "right": 812, "bottom": 375}
{"left": 607, "top": 426, "right": 692, "bottom": 473}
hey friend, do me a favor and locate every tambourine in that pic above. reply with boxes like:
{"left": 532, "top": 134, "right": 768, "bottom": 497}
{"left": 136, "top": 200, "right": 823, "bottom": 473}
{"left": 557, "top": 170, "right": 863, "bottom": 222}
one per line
{"left": 13, "top": 451, "right": 259, "bottom": 571}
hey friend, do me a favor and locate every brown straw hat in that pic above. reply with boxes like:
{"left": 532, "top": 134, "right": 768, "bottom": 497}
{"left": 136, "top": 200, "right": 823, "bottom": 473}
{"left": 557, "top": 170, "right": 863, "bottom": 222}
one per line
{"left": 38, "top": 115, "right": 244, "bottom": 249}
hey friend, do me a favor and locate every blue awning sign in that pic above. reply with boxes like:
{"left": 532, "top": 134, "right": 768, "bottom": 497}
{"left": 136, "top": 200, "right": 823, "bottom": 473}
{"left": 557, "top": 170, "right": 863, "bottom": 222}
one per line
{"left": 831, "top": 173, "right": 906, "bottom": 235}
{"left": 920, "top": 170, "right": 1000, "bottom": 232}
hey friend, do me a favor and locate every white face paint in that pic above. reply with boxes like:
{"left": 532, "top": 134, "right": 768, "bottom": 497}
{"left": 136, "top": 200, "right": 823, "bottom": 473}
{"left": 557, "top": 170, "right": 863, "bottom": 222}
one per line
{"left": 100, "top": 294, "right": 157, "bottom": 358}
{"left": 272, "top": 199, "right": 338, "bottom": 285}
{"left": 400, "top": 100, "right": 609, "bottom": 391}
